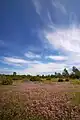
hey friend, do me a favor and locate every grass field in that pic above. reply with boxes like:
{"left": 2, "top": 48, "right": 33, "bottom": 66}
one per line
{"left": 0, "top": 81, "right": 80, "bottom": 120}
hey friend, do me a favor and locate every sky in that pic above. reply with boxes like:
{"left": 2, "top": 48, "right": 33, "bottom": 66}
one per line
{"left": 0, "top": 0, "right": 80, "bottom": 75}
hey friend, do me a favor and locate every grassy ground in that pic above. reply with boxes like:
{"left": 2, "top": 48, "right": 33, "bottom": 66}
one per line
{"left": 0, "top": 81, "right": 80, "bottom": 120}
{"left": 70, "top": 79, "right": 80, "bottom": 85}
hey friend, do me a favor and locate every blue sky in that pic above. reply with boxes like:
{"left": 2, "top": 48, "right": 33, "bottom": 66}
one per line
{"left": 0, "top": 0, "right": 80, "bottom": 75}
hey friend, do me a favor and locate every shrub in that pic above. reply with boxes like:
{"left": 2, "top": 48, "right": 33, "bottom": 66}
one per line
{"left": 46, "top": 77, "right": 51, "bottom": 80}
{"left": 58, "top": 78, "right": 64, "bottom": 82}
{"left": 23, "top": 79, "right": 29, "bottom": 82}
{"left": 30, "top": 76, "right": 42, "bottom": 81}
{"left": 65, "top": 78, "right": 69, "bottom": 82}
{"left": 1, "top": 76, "right": 13, "bottom": 85}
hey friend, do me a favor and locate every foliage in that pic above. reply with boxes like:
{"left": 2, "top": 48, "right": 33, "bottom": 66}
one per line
{"left": 72, "top": 66, "right": 79, "bottom": 73}
{"left": 71, "top": 92, "right": 80, "bottom": 105}
{"left": 58, "top": 78, "right": 64, "bottom": 82}
{"left": 55, "top": 72, "right": 62, "bottom": 78}
{"left": 41, "top": 75, "right": 45, "bottom": 78}
{"left": 62, "top": 68, "right": 69, "bottom": 78}
{"left": 65, "top": 78, "right": 69, "bottom": 82}
{"left": 70, "top": 79, "right": 80, "bottom": 85}
{"left": 1, "top": 76, "right": 13, "bottom": 85}
{"left": 46, "top": 77, "right": 51, "bottom": 80}
{"left": 13, "top": 72, "right": 17, "bottom": 76}
{"left": 0, "top": 66, "right": 80, "bottom": 83}
{"left": 70, "top": 73, "right": 76, "bottom": 79}
{"left": 72, "top": 66, "right": 80, "bottom": 79}
{"left": 30, "top": 76, "right": 42, "bottom": 81}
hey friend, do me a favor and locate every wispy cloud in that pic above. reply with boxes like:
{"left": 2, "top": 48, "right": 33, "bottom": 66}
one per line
{"left": 1, "top": 0, "right": 80, "bottom": 75}
{"left": 1, "top": 55, "right": 67, "bottom": 75}
{"left": 32, "top": 0, "right": 67, "bottom": 27}
{"left": 2, "top": 56, "right": 42, "bottom": 67}
{"left": 32, "top": 0, "right": 80, "bottom": 71}
{"left": 2, "top": 54, "right": 80, "bottom": 75}
{"left": 25, "top": 52, "right": 41, "bottom": 59}
{"left": 0, "top": 40, "right": 5, "bottom": 46}
{"left": 4, "top": 57, "right": 28, "bottom": 64}
{"left": 17, "top": 62, "right": 66, "bottom": 75}
{"left": 52, "top": 0, "right": 67, "bottom": 14}
{"left": 32, "top": 0, "right": 41, "bottom": 15}
{"left": 44, "top": 26, "right": 80, "bottom": 53}
{"left": 2, "top": 57, "right": 29, "bottom": 67}
{"left": 46, "top": 55, "right": 68, "bottom": 61}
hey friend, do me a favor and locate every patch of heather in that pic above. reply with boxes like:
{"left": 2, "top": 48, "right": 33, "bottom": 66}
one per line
{"left": 0, "top": 83, "right": 80, "bottom": 120}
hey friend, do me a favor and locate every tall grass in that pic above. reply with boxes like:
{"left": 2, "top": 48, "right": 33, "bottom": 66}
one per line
{"left": 71, "top": 92, "right": 80, "bottom": 105}
{"left": 70, "top": 79, "right": 80, "bottom": 85}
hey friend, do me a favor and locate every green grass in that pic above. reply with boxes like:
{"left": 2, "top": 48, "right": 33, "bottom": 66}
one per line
{"left": 70, "top": 79, "right": 80, "bottom": 85}
{"left": 42, "top": 78, "right": 58, "bottom": 83}
{"left": 71, "top": 92, "right": 80, "bottom": 105}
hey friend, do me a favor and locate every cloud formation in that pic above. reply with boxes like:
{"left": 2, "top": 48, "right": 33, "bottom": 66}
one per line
{"left": 32, "top": 0, "right": 80, "bottom": 73}
{"left": 32, "top": 0, "right": 41, "bottom": 15}
{"left": 25, "top": 52, "right": 41, "bottom": 59}
{"left": 46, "top": 55, "right": 68, "bottom": 61}
{"left": 44, "top": 26, "right": 80, "bottom": 53}
{"left": 1, "top": 0, "right": 80, "bottom": 75}
{"left": 3, "top": 57, "right": 28, "bottom": 65}
{"left": 17, "top": 62, "right": 66, "bottom": 75}
{"left": 1, "top": 56, "right": 67, "bottom": 75}
{"left": 52, "top": 0, "right": 67, "bottom": 14}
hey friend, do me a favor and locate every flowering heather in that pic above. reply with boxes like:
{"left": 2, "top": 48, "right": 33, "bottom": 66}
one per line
{"left": 0, "top": 82, "right": 80, "bottom": 120}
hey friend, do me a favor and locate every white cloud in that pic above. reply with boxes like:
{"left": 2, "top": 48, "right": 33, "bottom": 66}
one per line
{"left": 52, "top": 0, "right": 67, "bottom": 14}
{"left": 44, "top": 26, "right": 80, "bottom": 53}
{"left": 66, "top": 54, "right": 80, "bottom": 65}
{"left": 2, "top": 56, "right": 67, "bottom": 75}
{"left": 17, "top": 62, "right": 66, "bottom": 75}
{"left": 32, "top": 0, "right": 41, "bottom": 15}
{"left": 2, "top": 57, "right": 30, "bottom": 67}
{"left": 32, "top": 0, "right": 80, "bottom": 56}
{"left": 26, "top": 0, "right": 80, "bottom": 74}
{"left": 41, "top": 24, "right": 80, "bottom": 67}
{"left": 32, "top": 0, "right": 67, "bottom": 26}
{"left": 2, "top": 56, "right": 42, "bottom": 68}
{"left": 0, "top": 62, "right": 65, "bottom": 75}
{"left": 2, "top": 55, "right": 80, "bottom": 75}
{"left": 25, "top": 52, "right": 41, "bottom": 59}
{"left": 4, "top": 57, "right": 28, "bottom": 64}
{"left": 46, "top": 55, "right": 68, "bottom": 61}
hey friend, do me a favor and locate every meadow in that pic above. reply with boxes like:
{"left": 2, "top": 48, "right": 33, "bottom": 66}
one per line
{"left": 0, "top": 79, "right": 80, "bottom": 120}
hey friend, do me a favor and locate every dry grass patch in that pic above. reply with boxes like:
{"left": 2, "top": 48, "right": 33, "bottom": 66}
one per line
{"left": 0, "top": 82, "right": 80, "bottom": 120}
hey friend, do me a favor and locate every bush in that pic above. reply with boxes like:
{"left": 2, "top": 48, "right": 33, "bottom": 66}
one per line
{"left": 46, "top": 77, "right": 51, "bottom": 80}
{"left": 30, "top": 76, "right": 42, "bottom": 81}
{"left": 58, "top": 78, "right": 64, "bottom": 82}
{"left": 1, "top": 76, "right": 13, "bottom": 85}
{"left": 65, "top": 78, "right": 69, "bottom": 82}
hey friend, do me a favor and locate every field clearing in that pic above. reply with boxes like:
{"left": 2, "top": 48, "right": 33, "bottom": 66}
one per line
{"left": 0, "top": 82, "right": 80, "bottom": 120}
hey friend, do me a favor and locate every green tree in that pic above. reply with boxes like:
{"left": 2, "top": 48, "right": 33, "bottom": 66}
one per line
{"left": 72, "top": 66, "right": 80, "bottom": 79}
{"left": 55, "top": 72, "right": 62, "bottom": 78}
{"left": 72, "top": 66, "right": 79, "bottom": 73}
{"left": 13, "top": 72, "right": 16, "bottom": 76}
{"left": 62, "top": 68, "right": 69, "bottom": 78}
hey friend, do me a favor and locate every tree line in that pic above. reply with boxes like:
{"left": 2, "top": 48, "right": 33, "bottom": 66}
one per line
{"left": 0, "top": 66, "right": 80, "bottom": 85}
